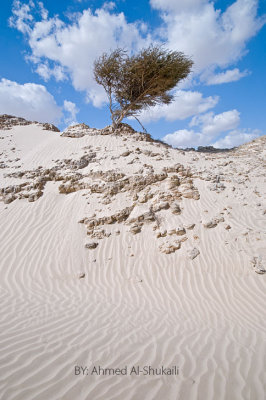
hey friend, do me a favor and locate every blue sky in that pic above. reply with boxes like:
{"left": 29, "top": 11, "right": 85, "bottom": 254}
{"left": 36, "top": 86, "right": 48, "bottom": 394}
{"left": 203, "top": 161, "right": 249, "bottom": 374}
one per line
{"left": 0, "top": 0, "right": 265, "bottom": 148}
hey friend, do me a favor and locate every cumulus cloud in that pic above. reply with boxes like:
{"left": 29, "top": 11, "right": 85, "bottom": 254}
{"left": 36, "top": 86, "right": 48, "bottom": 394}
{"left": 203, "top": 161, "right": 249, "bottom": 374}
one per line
{"left": 162, "top": 109, "right": 246, "bottom": 148}
{"left": 137, "top": 90, "right": 218, "bottom": 123}
{"left": 150, "top": 0, "right": 208, "bottom": 13}
{"left": 10, "top": 1, "right": 152, "bottom": 107}
{"left": 9, "top": 1, "right": 266, "bottom": 90}
{"left": 205, "top": 68, "right": 250, "bottom": 85}
{"left": 9, "top": 0, "right": 34, "bottom": 34}
{"left": 63, "top": 100, "right": 79, "bottom": 125}
{"left": 35, "top": 62, "right": 66, "bottom": 81}
{"left": 189, "top": 110, "right": 240, "bottom": 135}
{"left": 0, "top": 78, "right": 62, "bottom": 123}
{"left": 151, "top": 0, "right": 265, "bottom": 80}
{"left": 162, "top": 129, "right": 204, "bottom": 148}
{"left": 8, "top": 0, "right": 265, "bottom": 127}
{"left": 212, "top": 129, "right": 260, "bottom": 148}
{"left": 102, "top": 2, "right": 116, "bottom": 11}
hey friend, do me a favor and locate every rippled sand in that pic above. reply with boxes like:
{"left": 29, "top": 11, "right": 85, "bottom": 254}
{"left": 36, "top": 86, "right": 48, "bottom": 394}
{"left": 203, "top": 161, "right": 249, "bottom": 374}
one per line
{"left": 0, "top": 119, "right": 265, "bottom": 400}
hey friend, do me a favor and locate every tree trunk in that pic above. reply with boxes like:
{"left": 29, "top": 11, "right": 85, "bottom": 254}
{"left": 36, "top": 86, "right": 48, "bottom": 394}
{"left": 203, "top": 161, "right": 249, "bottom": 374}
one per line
{"left": 112, "top": 111, "right": 127, "bottom": 130}
{"left": 133, "top": 115, "right": 147, "bottom": 133}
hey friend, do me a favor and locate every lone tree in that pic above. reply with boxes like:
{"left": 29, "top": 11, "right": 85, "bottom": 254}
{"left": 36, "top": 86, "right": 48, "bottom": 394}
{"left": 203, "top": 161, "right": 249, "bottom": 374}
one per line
{"left": 93, "top": 46, "right": 193, "bottom": 131}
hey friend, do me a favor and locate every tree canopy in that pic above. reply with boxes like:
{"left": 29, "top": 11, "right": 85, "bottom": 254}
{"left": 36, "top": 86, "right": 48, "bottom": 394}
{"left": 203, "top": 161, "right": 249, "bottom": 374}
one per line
{"left": 94, "top": 46, "right": 193, "bottom": 131}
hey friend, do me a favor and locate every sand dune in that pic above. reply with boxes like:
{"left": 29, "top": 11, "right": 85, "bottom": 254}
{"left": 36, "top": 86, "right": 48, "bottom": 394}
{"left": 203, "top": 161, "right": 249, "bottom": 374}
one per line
{"left": 0, "top": 116, "right": 265, "bottom": 399}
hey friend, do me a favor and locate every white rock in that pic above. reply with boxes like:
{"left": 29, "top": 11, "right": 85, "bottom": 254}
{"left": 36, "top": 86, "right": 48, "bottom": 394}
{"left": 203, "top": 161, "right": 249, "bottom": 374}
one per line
{"left": 85, "top": 242, "right": 98, "bottom": 249}
{"left": 188, "top": 247, "right": 200, "bottom": 260}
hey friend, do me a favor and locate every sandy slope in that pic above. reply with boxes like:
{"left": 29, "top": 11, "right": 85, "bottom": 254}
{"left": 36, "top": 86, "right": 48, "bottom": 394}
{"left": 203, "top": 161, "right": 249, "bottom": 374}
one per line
{"left": 0, "top": 118, "right": 265, "bottom": 400}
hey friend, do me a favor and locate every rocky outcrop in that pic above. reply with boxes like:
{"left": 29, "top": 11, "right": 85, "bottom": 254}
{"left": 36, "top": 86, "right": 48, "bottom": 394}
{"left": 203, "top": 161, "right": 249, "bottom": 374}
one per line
{"left": 40, "top": 123, "right": 60, "bottom": 132}
{"left": 0, "top": 114, "right": 60, "bottom": 132}
{"left": 61, "top": 123, "right": 96, "bottom": 138}
{"left": 0, "top": 115, "right": 32, "bottom": 130}
{"left": 100, "top": 123, "right": 154, "bottom": 142}
{"left": 2, "top": 117, "right": 265, "bottom": 270}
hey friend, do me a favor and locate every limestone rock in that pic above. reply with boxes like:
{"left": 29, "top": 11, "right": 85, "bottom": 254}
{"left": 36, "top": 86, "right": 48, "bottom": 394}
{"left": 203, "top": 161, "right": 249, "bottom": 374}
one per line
{"left": 152, "top": 201, "right": 170, "bottom": 212}
{"left": 61, "top": 123, "right": 93, "bottom": 138}
{"left": 0, "top": 114, "right": 59, "bottom": 131}
{"left": 251, "top": 256, "right": 266, "bottom": 274}
{"left": 203, "top": 220, "right": 218, "bottom": 229}
{"left": 176, "top": 227, "right": 186, "bottom": 236}
{"left": 121, "top": 151, "right": 131, "bottom": 157}
{"left": 203, "top": 217, "right": 224, "bottom": 229}
{"left": 185, "top": 223, "right": 195, "bottom": 230}
{"left": 167, "top": 175, "right": 180, "bottom": 189}
{"left": 129, "top": 223, "right": 142, "bottom": 234}
{"left": 3, "top": 194, "right": 16, "bottom": 204}
{"left": 159, "top": 241, "right": 181, "bottom": 254}
{"left": 182, "top": 189, "right": 200, "bottom": 200}
{"left": 188, "top": 247, "right": 200, "bottom": 260}
{"left": 138, "top": 193, "right": 148, "bottom": 203}
{"left": 28, "top": 191, "right": 42, "bottom": 202}
{"left": 85, "top": 242, "right": 98, "bottom": 249}
{"left": 156, "top": 229, "right": 167, "bottom": 238}
{"left": 171, "top": 202, "right": 181, "bottom": 215}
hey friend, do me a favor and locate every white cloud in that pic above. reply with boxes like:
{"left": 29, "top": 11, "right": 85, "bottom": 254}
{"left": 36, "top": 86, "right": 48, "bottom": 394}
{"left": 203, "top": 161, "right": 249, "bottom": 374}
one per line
{"left": 10, "top": 1, "right": 266, "bottom": 90}
{"left": 162, "top": 129, "right": 204, "bottom": 148}
{"left": 162, "top": 109, "right": 245, "bottom": 148}
{"left": 137, "top": 89, "right": 218, "bottom": 123}
{"left": 102, "top": 2, "right": 116, "bottom": 11}
{"left": 212, "top": 129, "right": 260, "bottom": 148}
{"left": 63, "top": 100, "right": 79, "bottom": 125}
{"left": 150, "top": 0, "right": 207, "bottom": 13}
{"left": 35, "top": 62, "right": 66, "bottom": 81}
{"left": 9, "top": 0, "right": 34, "bottom": 34}
{"left": 10, "top": 1, "right": 152, "bottom": 107}
{"left": 35, "top": 62, "right": 50, "bottom": 81}
{"left": 38, "top": 1, "right": 48, "bottom": 20}
{"left": 152, "top": 0, "right": 265, "bottom": 78}
{"left": 9, "top": 0, "right": 265, "bottom": 128}
{"left": 162, "top": 127, "right": 260, "bottom": 149}
{"left": 0, "top": 78, "right": 62, "bottom": 124}
{"left": 206, "top": 68, "right": 249, "bottom": 85}
{"left": 190, "top": 110, "right": 240, "bottom": 136}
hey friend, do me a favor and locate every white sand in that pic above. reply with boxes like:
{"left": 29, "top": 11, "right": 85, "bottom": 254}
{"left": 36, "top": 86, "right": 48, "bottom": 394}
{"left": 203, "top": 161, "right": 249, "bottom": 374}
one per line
{"left": 0, "top": 119, "right": 265, "bottom": 400}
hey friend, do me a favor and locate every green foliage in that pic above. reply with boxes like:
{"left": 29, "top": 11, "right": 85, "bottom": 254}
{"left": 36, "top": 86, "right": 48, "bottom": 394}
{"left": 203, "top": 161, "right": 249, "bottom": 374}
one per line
{"left": 94, "top": 46, "right": 193, "bottom": 130}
